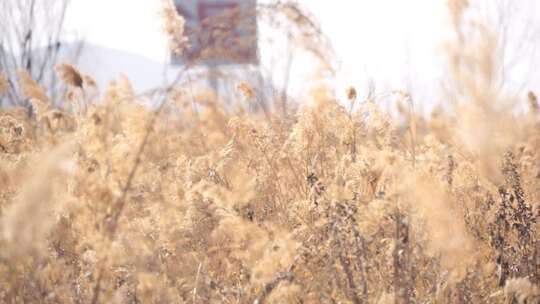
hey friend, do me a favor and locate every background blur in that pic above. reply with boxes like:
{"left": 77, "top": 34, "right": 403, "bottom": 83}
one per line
{"left": 3, "top": 0, "right": 540, "bottom": 111}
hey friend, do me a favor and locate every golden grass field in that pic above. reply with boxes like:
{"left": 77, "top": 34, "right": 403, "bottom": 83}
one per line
{"left": 1, "top": 0, "right": 540, "bottom": 303}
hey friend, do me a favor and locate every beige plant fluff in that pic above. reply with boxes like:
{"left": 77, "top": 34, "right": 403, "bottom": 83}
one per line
{"left": 160, "top": 0, "right": 189, "bottom": 55}
{"left": 0, "top": 72, "right": 8, "bottom": 94}
{"left": 0, "top": 0, "right": 539, "bottom": 303}
{"left": 17, "top": 69, "right": 50, "bottom": 103}
{"left": 505, "top": 278, "right": 540, "bottom": 304}
{"left": 55, "top": 63, "right": 84, "bottom": 88}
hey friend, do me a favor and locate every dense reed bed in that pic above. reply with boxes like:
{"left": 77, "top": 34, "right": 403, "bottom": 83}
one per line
{"left": 1, "top": 0, "right": 540, "bottom": 303}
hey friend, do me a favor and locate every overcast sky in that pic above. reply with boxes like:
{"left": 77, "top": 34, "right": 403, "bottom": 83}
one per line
{"left": 63, "top": 0, "right": 540, "bottom": 109}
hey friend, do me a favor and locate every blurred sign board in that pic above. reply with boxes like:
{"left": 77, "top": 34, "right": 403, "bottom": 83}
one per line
{"left": 173, "top": 0, "right": 258, "bottom": 65}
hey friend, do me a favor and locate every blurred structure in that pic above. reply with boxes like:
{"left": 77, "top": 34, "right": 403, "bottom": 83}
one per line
{"left": 173, "top": 0, "right": 258, "bottom": 66}
{"left": 172, "top": 0, "right": 259, "bottom": 107}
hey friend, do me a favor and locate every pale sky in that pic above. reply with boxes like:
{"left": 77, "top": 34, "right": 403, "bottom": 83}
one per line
{"left": 64, "top": 0, "right": 449, "bottom": 84}
{"left": 64, "top": 0, "right": 168, "bottom": 60}
{"left": 63, "top": 0, "right": 540, "bottom": 108}
{"left": 64, "top": 1, "right": 448, "bottom": 62}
